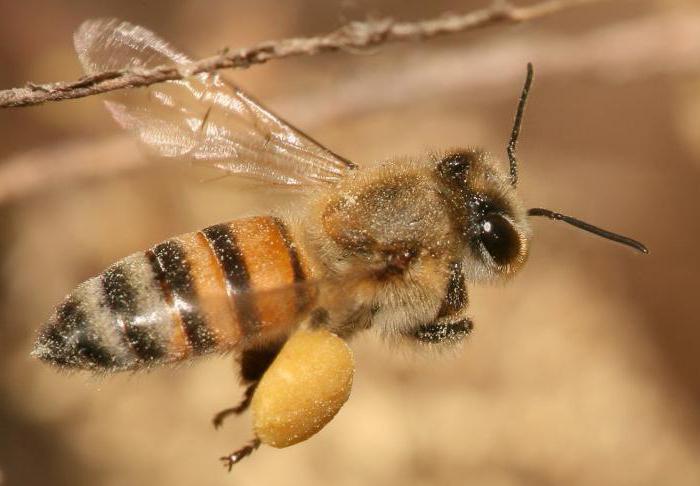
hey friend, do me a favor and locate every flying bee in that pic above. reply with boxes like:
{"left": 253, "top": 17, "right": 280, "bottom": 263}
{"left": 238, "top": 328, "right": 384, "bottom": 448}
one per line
{"left": 32, "top": 19, "right": 648, "bottom": 470}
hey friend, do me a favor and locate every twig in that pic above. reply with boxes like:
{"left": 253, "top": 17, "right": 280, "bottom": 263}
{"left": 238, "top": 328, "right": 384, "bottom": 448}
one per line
{"left": 0, "top": 0, "right": 598, "bottom": 109}
{"left": 0, "top": 137, "right": 145, "bottom": 206}
{"left": 281, "top": 9, "right": 700, "bottom": 126}
{"left": 2, "top": 8, "right": 697, "bottom": 208}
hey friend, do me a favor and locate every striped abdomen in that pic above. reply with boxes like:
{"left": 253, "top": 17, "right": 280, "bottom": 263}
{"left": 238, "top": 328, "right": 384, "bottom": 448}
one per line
{"left": 33, "top": 216, "right": 313, "bottom": 371}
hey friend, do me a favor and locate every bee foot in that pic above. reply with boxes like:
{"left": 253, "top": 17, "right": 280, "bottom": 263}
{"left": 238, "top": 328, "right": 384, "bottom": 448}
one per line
{"left": 220, "top": 438, "right": 261, "bottom": 471}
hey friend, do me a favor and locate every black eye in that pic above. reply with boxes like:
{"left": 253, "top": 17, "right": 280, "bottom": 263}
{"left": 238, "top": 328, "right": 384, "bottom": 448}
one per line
{"left": 479, "top": 213, "right": 520, "bottom": 266}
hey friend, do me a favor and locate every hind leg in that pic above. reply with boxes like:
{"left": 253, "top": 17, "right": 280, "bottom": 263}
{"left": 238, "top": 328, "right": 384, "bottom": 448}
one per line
{"left": 212, "top": 340, "right": 285, "bottom": 429}
{"left": 220, "top": 438, "right": 261, "bottom": 471}
{"left": 212, "top": 382, "right": 258, "bottom": 429}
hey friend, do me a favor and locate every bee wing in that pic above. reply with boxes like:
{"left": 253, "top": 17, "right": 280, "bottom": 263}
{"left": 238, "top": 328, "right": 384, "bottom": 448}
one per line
{"left": 73, "top": 18, "right": 356, "bottom": 186}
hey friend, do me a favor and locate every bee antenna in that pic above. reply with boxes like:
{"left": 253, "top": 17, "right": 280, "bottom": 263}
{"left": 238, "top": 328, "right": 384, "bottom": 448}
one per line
{"left": 528, "top": 208, "right": 648, "bottom": 254}
{"left": 507, "top": 62, "right": 534, "bottom": 187}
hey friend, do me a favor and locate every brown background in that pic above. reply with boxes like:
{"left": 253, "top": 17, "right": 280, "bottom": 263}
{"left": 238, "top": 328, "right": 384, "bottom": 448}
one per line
{"left": 1, "top": 1, "right": 699, "bottom": 485}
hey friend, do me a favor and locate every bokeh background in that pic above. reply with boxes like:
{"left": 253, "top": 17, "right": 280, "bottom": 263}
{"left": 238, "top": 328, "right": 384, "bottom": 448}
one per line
{"left": 1, "top": 0, "right": 699, "bottom": 485}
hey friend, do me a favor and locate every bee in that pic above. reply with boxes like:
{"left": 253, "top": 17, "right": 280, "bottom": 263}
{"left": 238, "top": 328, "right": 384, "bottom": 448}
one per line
{"left": 32, "top": 19, "right": 648, "bottom": 470}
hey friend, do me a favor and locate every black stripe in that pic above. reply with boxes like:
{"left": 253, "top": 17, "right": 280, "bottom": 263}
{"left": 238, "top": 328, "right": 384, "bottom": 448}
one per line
{"left": 438, "top": 262, "right": 467, "bottom": 318}
{"left": 102, "top": 264, "right": 138, "bottom": 316}
{"left": 54, "top": 298, "right": 115, "bottom": 368}
{"left": 148, "top": 241, "right": 217, "bottom": 354}
{"left": 273, "top": 219, "right": 306, "bottom": 283}
{"left": 102, "top": 263, "right": 167, "bottom": 363}
{"left": 36, "top": 326, "right": 71, "bottom": 367}
{"left": 201, "top": 224, "right": 260, "bottom": 335}
{"left": 272, "top": 218, "right": 309, "bottom": 312}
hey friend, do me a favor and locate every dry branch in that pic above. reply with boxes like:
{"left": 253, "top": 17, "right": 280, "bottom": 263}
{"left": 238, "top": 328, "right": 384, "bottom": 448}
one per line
{"left": 0, "top": 0, "right": 598, "bottom": 109}
{"left": 2, "top": 8, "right": 697, "bottom": 208}
{"left": 0, "top": 137, "right": 145, "bottom": 206}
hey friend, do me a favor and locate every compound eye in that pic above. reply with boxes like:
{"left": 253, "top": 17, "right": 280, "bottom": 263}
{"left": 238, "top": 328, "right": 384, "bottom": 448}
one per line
{"left": 479, "top": 213, "right": 520, "bottom": 266}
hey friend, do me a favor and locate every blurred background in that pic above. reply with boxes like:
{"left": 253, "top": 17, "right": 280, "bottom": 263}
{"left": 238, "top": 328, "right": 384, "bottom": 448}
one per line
{"left": 1, "top": 0, "right": 699, "bottom": 485}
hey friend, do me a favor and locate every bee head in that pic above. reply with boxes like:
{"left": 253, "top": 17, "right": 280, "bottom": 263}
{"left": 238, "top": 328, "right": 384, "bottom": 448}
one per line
{"left": 437, "top": 63, "right": 647, "bottom": 281}
{"left": 437, "top": 149, "right": 530, "bottom": 280}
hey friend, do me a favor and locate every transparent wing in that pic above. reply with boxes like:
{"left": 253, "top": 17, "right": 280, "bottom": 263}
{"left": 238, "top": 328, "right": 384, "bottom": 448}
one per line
{"left": 74, "top": 18, "right": 356, "bottom": 186}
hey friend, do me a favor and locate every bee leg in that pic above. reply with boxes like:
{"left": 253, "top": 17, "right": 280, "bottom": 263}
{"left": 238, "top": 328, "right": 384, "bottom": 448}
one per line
{"left": 412, "top": 318, "right": 473, "bottom": 344}
{"left": 212, "top": 382, "right": 258, "bottom": 429}
{"left": 213, "top": 340, "right": 285, "bottom": 429}
{"left": 220, "top": 438, "right": 261, "bottom": 472}
{"left": 408, "top": 261, "right": 472, "bottom": 345}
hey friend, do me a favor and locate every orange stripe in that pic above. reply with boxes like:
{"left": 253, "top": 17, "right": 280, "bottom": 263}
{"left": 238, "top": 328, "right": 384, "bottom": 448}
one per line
{"left": 168, "top": 311, "right": 191, "bottom": 359}
{"left": 231, "top": 217, "right": 298, "bottom": 332}
{"left": 175, "top": 232, "right": 243, "bottom": 349}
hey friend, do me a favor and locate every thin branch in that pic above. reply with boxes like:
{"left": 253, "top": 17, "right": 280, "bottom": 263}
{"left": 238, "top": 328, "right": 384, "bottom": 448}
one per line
{"left": 0, "top": 137, "right": 145, "bottom": 206}
{"left": 2, "top": 8, "right": 697, "bottom": 208}
{"left": 281, "top": 8, "right": 700, "bottom": 126}
{"left": 0, "top": 0, "right": 598, "bottom": 109}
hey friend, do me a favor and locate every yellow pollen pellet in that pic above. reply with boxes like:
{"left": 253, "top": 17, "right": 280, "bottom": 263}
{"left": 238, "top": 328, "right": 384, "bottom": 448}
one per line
{"left": 251, "top": 329, "right": 355, "bottom": 448}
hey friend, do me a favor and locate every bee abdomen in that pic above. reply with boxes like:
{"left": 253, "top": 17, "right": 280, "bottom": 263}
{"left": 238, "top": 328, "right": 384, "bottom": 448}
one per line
{"left": 33, "top": 216, "right": 312, "bottom": 371}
